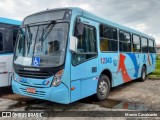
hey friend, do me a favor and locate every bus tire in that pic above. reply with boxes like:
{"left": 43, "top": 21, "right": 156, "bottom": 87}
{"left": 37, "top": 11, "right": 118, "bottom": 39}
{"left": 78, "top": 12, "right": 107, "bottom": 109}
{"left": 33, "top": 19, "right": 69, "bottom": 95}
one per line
{"left": 96, "top": 74, "right": 110, "bottom": 101}
{"left": 139, "top": 66, "right": 146, "bottom": 82}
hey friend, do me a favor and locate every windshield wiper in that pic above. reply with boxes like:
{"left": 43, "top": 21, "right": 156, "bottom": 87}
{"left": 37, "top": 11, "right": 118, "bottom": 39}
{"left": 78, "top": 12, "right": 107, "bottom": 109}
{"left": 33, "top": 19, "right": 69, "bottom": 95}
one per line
{"left": 39, "top": 20, "right": 56, "bottom": 51}
{"left": 25, "top": 25, "right": 32, "bottom": 43}
{"left": 27, "top": 25, "right": 32, "bottom": 40}
{"left": 25, "top": 25, "right": 33, "bottom": 55}
{"left": 39, "top": 20, "right": 56, "bottom": 41}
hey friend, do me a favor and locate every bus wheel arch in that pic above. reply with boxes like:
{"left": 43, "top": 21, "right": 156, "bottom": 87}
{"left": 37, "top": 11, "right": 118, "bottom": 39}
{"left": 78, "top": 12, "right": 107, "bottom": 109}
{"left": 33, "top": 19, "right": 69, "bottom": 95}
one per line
{"left": 139, "top": 64, "right": 147, "bottom": 82}
{"left": 96, "top": 69, "right": 112, "bottom": 101}
{"left": 143, "top": 64, "right": 147, "bottom": 71}
{"left": 100, "top": 69, "right": 112, "bottom": 87}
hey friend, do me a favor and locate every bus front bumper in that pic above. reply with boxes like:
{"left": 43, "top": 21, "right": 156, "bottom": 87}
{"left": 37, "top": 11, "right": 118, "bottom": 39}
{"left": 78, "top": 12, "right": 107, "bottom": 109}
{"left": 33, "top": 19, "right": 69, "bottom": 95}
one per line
{"left": 12, "top": 80, "right": 70, "bottom": 104}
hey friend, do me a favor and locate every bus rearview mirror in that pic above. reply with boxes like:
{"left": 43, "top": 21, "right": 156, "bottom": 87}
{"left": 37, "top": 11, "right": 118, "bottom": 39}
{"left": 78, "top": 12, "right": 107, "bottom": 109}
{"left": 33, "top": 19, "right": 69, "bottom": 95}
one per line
{"left": 70, "top": 36, "right": 78, "bottom": 53}
{"left": 77, "top": 22, "right": 84, "bottom": 36}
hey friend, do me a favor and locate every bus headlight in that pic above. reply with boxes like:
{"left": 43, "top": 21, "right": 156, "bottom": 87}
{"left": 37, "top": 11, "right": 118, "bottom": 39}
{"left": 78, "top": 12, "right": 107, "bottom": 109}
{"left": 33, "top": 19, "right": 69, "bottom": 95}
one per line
{"left": 52, "top": 76, "right": 61, "bottom": 86}
{"left": 52, "top": 69, "right": 64, "bottom": 87}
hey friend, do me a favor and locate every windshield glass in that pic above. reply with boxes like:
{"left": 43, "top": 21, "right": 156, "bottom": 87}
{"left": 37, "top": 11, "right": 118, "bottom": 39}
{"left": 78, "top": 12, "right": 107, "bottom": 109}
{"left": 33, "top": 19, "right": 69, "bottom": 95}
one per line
{"left": 14, "top": 23, "right": 68, "bottom": 67}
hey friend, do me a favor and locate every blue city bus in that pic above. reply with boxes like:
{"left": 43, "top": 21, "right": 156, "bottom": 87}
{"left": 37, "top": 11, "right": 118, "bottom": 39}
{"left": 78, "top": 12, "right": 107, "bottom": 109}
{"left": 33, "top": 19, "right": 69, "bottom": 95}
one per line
{"left": 12, "top": 8, "right": 156, "bottom": 104}
{"left": 0, "top": 17, "right": 21, "bottom": 87}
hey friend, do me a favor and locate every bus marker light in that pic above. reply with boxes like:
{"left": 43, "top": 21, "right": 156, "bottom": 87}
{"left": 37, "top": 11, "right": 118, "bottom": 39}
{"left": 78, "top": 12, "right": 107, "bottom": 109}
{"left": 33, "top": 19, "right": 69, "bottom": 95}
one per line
{"left": 56, "top": 69, "right": 63, "bottom": 75}
{"left": 71, "top": 87, "right": 75, "bottom": 90}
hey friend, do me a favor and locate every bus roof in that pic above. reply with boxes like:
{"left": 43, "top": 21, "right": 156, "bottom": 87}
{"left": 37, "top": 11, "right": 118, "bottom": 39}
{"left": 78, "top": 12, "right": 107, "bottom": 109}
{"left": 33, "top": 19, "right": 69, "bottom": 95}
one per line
{"left": 22, "top": 7, "right": 155, "bottom": 40}
{"left": 70, "top": 7, "right": 154, "bottom": 40}
{"left": 78, "top": 8, "right": 154, "bottom": 40}
{"left": 0, "top": 17, "right": 21, "bottom": 25}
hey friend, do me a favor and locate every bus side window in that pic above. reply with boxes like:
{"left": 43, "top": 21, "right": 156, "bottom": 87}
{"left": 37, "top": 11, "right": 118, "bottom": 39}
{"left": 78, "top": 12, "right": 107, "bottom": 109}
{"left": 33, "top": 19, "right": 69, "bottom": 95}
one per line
{"left": 132, "top": 35, "right": 141, "bottom": 52}
{"left": 72, "top": 24, "right": 97, "bottom": 65}
{"left": 141, "top": 37, "right": 148, "bottom": 53}
{"left": 100, "top": 24, "right": 118, "bottom": 52}
{"left": 149, "top": 39, "right": 156, "bottom": 53}
{"left": 0, "top": 32, "right": 3, "bottom": 51}
{"left": 119, "top": 30, "right": 131, "bottom": 52}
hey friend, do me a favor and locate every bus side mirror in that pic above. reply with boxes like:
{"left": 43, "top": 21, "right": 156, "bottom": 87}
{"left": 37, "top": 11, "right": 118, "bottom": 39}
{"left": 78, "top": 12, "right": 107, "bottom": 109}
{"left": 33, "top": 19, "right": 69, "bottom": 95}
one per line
{"left": 77, "top": 22, "right": 84, "bottom": 36}
{"left": 69, "top": 36, "right": 78, "bottom": 53}
{"left": 75, "top": 18, "right": 84, "bottom": 37}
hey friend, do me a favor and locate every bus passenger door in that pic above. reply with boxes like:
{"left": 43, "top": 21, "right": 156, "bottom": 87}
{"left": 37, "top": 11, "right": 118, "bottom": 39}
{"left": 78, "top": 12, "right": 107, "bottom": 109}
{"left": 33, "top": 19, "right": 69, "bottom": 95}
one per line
{"left": 70, "top": 18, "right": 99, "bottom": 102}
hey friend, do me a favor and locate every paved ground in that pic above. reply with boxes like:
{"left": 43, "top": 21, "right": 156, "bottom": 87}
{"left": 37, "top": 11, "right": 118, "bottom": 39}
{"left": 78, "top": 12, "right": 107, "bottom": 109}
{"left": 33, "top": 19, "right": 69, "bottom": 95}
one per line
{"left": 108, "top": 79, "right": 160, "bottom": 111}
{"left": 0, "top": 79, "right": 160, "bottom": 120}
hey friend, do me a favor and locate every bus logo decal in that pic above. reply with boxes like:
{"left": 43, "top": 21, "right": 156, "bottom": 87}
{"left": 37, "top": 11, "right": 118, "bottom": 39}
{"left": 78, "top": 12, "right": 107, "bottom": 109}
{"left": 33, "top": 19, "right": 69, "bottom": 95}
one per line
{"left": 127, "top": 53, "right": 140, "bottom": 78}
{"left": 33, "top": 57, "right": 40, "bottom": 66}
{"left": 42, "top": 80, "right": 50, "bottom": 85}
{"left": 101, "top": 57, "right": 112, "bottom": 64}
{"left": 117, "top": 53, "right": 131, "bottom": 82}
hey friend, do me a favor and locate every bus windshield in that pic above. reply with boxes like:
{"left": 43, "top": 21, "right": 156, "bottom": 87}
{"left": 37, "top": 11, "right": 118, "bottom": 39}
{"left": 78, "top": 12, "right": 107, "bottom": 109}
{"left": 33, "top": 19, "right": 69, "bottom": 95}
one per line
{"left": 14, "top": 22, "right": 69, "bottom": 67}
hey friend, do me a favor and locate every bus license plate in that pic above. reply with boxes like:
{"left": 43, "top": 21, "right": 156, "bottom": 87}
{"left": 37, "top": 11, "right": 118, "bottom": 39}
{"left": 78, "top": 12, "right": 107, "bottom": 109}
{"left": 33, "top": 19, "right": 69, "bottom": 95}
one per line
{"left": 26, "top": 88, "right": 36, "bottom": 93}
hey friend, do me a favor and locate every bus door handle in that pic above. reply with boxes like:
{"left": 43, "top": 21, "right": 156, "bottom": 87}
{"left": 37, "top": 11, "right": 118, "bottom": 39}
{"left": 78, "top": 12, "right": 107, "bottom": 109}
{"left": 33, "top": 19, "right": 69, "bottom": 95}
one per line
{"left": 92, "top": 67, "right": 97, "bottom": 73}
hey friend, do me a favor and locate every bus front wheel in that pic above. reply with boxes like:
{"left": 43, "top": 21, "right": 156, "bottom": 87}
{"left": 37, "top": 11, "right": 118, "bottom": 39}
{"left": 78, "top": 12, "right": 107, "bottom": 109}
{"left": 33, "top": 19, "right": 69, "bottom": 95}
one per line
{"left": 96, "top": 74, "right": 110, "bottom": 101}
{"left": 139, "top": 66, "right": 146, "bottom": 82}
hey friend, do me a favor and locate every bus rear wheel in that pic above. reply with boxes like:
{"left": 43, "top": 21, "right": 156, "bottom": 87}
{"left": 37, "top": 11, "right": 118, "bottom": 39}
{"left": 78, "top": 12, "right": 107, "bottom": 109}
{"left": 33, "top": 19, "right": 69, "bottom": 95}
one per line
{"left": 139, "top": 66, "right": 146, "bottom": 82}
{"left": 96, "top": 74, "right": 110, "bottom": 101}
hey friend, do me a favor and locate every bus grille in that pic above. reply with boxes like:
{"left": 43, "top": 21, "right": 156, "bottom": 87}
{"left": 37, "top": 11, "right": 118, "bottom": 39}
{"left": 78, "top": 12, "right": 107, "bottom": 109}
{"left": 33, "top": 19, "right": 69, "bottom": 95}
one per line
{"left": 17, "top": 70, "right": 51, "bottom": 79}
{"left": 19, "top": 88, "right": 46, "bottom": 98}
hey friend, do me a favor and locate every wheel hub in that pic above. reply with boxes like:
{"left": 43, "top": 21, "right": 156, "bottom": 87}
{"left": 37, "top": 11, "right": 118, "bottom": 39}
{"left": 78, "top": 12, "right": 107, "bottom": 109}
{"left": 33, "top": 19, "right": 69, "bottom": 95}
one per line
{"left": 99, "top": 81, "right": 108, "bottom": 96}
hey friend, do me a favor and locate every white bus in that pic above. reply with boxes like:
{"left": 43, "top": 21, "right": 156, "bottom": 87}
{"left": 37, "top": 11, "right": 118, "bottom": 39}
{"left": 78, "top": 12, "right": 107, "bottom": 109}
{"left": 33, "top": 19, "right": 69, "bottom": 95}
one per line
{"left": 0, "top": 17, "right": 21, "bottom": 87}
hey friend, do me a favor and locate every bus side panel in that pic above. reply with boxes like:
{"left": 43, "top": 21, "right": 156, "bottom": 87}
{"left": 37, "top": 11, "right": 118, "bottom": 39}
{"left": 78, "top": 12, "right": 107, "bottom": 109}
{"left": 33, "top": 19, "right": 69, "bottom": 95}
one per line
{"left": 71, "top": 58, "right": 99, "bottom": 102}
{"left": 0, "top": 54, "right": 13, "bottom": 87}
{"left": 70, "top": 17, "right": 99, "bottom": 102}
{"left": 151, "top": 53, "right": 156, "bottom": 72}
{"left": 146, "top": 53, "right": 156, "bottom": 74}
{"left": 111, "top": 71, "right": 124, "bottom": 87}
{"left": 140, "top": 53, "right": 156, "bottom": 75}
{"left": 71, "top": 80, "right": 81, "bottom": 102}
{"left": 70, "top": 77, "right": 98, "bottom": 102}
{"left": 99, "top": 53, "right": 120, "bottom": 87}
{"left": 143, "top": 53, "right": 149, "bottom": 74}
{"left": 99, "top": 52, "right": 156, "bottom": 88}
{"left": 100, "top": 53, "right": 143, "bottom": 87}
{"left": 125, "top": 53, "right": 143, "bottom": 81}
{"left": 0, "top": 74, "right": 9, "bottom": 87}
{"left": 80, "top": 77, "right": 98, "bottom": 98}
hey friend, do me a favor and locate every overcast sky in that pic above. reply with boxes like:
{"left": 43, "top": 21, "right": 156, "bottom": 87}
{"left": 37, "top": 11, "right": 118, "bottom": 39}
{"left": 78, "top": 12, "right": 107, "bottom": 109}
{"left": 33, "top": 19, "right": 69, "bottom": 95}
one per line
{"left": 0, "top": 0, "right": 160, "bottom": 45}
